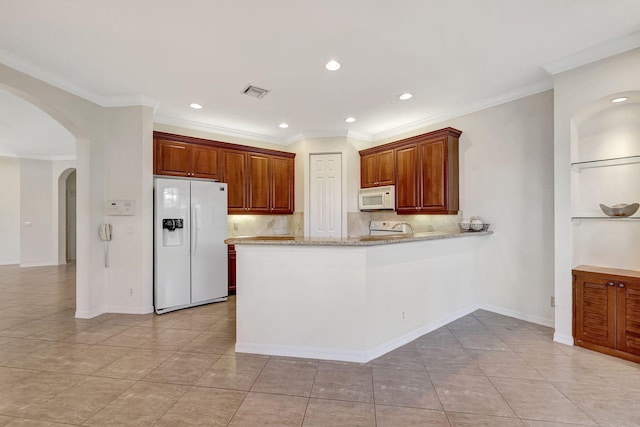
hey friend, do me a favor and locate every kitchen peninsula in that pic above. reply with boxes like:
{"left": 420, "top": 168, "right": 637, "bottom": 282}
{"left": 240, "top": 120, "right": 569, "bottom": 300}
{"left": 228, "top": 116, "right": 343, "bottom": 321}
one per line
{"left": 226, "top": 230, "right": 492, "bottom": 362}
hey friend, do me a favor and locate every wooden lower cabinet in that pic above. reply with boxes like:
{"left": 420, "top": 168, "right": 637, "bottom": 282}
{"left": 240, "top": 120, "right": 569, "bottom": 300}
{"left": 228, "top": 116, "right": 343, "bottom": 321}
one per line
{"left": 228, "top": 245, "right": 236, "bottom": 294}
{"left": 573, "top": 265, "right": 640, "bottom": 363}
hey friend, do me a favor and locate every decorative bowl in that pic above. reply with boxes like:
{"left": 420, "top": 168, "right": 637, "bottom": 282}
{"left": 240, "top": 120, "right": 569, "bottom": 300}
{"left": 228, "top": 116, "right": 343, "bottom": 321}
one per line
{"left": 458, "top": 223, "right": 490, "bottom": 232}
{"left": 599, "top": 203, "right": 639, "bottom": 217}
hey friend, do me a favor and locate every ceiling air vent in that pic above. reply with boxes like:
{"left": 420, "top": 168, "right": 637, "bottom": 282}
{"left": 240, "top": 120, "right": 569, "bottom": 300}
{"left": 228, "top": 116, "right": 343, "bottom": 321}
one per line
{"left": 242, "top": 85, "right": 270, "bottom": 99}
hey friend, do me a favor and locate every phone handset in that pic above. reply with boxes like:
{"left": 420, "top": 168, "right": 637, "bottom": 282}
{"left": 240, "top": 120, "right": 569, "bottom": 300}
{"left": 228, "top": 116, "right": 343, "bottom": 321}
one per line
{"left": 99, "top": 224, "right": 112, "bottom": 267}
{"left": 99, "top": 224, "right": 112, "bottom": 241}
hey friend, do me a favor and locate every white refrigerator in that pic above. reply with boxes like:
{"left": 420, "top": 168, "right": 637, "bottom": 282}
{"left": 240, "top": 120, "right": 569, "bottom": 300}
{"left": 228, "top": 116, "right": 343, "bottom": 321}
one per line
{"left": 154, "top": 177, "right": 228, "bottom": 314}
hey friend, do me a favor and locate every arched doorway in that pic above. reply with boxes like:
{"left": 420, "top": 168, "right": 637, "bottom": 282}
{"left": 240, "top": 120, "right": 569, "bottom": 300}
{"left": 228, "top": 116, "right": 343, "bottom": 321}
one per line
{"left": 66, "top": 170, "right": 76, "bottom": 263}
{"left": 0, "top": 84, "right": 89, "bottom": 316}
{"left": 57, "top": 168, "right": 77, "bottom": 264}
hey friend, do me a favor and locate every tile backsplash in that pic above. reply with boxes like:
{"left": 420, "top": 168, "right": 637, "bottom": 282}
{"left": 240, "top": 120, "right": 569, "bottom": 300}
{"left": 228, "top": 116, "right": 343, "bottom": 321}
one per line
{"left": 347, "top": 211, "right": 462, "bottom": 236}
{"left": 228, "top": 211, "right": 469, "bottom": 237}
{"left": 227, "top": 213, "right": 303, "bottom": 237}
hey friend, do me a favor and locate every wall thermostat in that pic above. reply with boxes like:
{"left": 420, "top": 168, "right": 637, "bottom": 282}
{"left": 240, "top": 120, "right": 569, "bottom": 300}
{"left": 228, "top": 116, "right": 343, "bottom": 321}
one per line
{"left": 106, "top": 200, "right": 135, "bottom": 216}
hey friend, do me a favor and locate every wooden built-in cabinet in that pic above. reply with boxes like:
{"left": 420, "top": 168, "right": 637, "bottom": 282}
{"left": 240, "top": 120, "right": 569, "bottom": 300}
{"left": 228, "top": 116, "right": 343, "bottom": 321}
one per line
{"left": 270, "top": 156, "right": 295, "bottom": 214}
{"left": 360, "top": 149, "right": 395, "bottom": 188}
{"left": 360, "top": 127, "right": 461, "bottom": 214}
{"left": 154, "top": 132, "right": 295, "bottom": 215}
{"left": 155, "top": 139, "right": 220, "bottom": 179}
{"left": 573, "top": 265, "right": 640, "bottom": 363}
{"left": 221, "top": 150, "right": 294, "bottom": 214}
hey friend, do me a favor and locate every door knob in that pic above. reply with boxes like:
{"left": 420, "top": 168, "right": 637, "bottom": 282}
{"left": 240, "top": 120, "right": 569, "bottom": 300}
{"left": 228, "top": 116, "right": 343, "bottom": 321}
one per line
{"left": 607, "top": 282, "right": 615, "bottom": 287}
{"left": 618, "top": 283, "right": 625, "bottom": 288}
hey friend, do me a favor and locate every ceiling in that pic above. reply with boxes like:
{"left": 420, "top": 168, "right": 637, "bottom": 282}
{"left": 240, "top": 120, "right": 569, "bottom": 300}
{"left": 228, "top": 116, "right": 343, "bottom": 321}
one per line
{"left": 1, "top": 0, "right": 640, "bottom": 158}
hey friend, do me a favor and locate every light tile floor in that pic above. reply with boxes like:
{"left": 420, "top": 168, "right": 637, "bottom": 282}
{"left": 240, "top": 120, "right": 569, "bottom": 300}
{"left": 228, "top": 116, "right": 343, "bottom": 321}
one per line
{"left": 1, "top": 264, "right": 639, "bottom": 426}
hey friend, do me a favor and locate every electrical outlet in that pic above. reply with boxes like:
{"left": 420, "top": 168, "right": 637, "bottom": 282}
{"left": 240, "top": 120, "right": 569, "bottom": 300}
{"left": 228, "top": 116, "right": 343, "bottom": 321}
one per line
{"left": 233, "top": 223, "right": 238, "bottom": 231}
{"left": 129, "top": 288, "right": 134, "bottom": 296}
{"left": 400, "top": 311, "right": 406, "bottom": 320}
{"left": 550, "top": 296, "right": 555, "bottom": 307}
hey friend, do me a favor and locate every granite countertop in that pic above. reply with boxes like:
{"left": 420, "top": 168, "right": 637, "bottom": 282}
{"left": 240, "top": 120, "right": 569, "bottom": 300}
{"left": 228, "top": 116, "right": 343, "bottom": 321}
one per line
{"left": 225, "top": 230, "right": 493, "bottom": 247}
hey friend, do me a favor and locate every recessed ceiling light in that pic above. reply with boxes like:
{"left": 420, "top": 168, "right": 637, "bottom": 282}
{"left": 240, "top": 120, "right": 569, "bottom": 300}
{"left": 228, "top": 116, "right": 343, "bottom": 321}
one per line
{"left": 189, "top": 103, "right": 203, "bottom": 109}
{"left": 345, "top": 117, "right": 356, "bottom": 123}
{"left": 279, "top": 123, "right": 289, "bottom": 129}
{"left": 611, "top": 97, "right": 628, "bottom": 103}
{"left": 398, "top": 93, "right": 413, "bottom": 101}
{"left": 325, "top": 59, "right": 341, "bottom": 71}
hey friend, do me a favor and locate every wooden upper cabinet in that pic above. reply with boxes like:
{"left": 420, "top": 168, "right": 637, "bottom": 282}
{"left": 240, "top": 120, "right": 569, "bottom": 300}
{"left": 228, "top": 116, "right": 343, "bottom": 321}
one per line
{"left": 360, "top": 127, "right": 461, "bottom": 215}
{"left": 155, "top": 138, "right": 219, "bottom": 178}
{"left": 191, "top": 145, "right": 219, "bottom": 179}
{"left": 156, "top": 140, "right": 191, "bottom": 176}
{"left": 154, "top": 132, "right": 295, "bottom": 215}
{"left": 271, "top": 156, "right": 295, "bottom": 214}
{"left": 247, "top": 153, "right": 270, "bottom": 212}
{"left": 221, "top": 150, "right": 247, "bottom": 213}
{"left": 573, "top": 265, "right": 640, "bottom": 363}
{"left": 420, "top": 137, "right": 458, "bottom": 213}
{"left": 395, "top": 145, "right": 420, "bottom": 213}
{"left": 221, "top": 148, "right": 294, "bottom": 215}
{"left": 360, "top": 149, "right": 395, "bottom": 188}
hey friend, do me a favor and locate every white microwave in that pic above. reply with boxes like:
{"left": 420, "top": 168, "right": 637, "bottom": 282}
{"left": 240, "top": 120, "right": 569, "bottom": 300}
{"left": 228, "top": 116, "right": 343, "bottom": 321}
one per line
{"left": 358, "top": 185, "right": 395, "bottom": 211}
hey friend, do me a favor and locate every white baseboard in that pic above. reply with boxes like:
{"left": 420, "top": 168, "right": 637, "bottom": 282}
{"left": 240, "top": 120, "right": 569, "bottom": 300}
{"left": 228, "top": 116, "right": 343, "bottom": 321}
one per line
{"left": 75, "top": 305, "right": 154, "bottom": 319}
{"left": 19, "top": 261, "right": 58, "bottom": 268}
{"left": 235, "top": 343, "right": 368, "bottom": 363}
{"left": 553, "top": 332, "right": 574, "bottom": 346}
{"left": 365, "top": 304, "right": 480, "bottom": 361}
{"left": 237, "top": 304, "right": 480, "bottom": 363}
{"left": 106, "top": 305, "right": 154, "bottom": 315}
{"left": 479, "top": 303, "right": 554, "bottom": 328}
{"left": 75, "top": 307, "right": 106, "bottom": 319}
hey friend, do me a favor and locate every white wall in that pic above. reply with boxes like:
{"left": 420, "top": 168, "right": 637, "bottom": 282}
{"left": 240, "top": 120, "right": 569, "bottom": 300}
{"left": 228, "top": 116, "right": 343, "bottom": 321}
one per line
{"left": 375, "top": 91, "right": 556, "bottom": 326}
{"left": 104, "top": 106, "right": 154, "bottom": 314}
{"left": 1, "top": 63, "right": 155, "bottom": 318}
{"left": 20, "top": 159, "right": 55, "bottom": 266}
{"left": 0, "top": 156, "right": 20, "bottom": 264}
{"left": 17, "top": 159, "right": 77, "bottom": 267}
{"left": 553, "top": 48, "right": 640, "bottom": 343}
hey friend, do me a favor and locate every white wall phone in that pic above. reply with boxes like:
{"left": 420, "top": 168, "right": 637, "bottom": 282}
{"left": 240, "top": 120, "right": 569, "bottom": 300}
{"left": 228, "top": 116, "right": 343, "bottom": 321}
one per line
{"left": 99, "top": 224, "right": 112, "bottom": 267}
{"left": 99, "top": 224, "right": 112, "bottom": 241}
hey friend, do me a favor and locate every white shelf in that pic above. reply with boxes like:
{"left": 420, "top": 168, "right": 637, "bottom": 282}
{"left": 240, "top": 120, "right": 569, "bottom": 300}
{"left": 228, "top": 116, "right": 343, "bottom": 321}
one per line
{"left": 571, "top": 155, "right": 640, "bottom": 171}
{"left": 572, "top": 216, "right": 640, "bottom": 221}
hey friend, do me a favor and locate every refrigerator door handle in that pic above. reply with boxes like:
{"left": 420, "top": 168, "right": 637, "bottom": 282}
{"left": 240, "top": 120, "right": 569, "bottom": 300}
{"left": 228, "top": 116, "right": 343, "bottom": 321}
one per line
{"left": 191, "top": 203, "right": 198, "bottom": 255}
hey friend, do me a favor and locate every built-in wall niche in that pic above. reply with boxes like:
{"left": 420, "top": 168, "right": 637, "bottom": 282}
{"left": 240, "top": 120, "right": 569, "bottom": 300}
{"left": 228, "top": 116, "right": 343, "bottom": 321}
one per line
{"left": 571, "top": 93, "right": 640, "bottom": 218}
{"left": 571, "top": 91, "right": 640, "bottom": 271}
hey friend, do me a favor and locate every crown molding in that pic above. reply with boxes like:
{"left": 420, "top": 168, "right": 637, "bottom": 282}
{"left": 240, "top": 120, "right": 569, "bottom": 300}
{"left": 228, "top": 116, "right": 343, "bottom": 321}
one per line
{"left": 0, "top": 49, "right": 159, "bottom": 110}
{"left": 3, "top": 153, "right": 77, "bottom": 161}
{"left": 154, "top": 114, "right": 285, "bottom": 145}
{"left": 285, "top": 129, "right": 373, "bottom": 145}
{"left": 372, "top": 80, "right": 553, "bottom": 142}
{"left": 542, "top": 31, "right": 640, "bottom": 75}
{"left": 346, "top": 129, "right": 373, "bottom": 143}
{"left": 101, "top": 94, "right": 159, "bottom": 110}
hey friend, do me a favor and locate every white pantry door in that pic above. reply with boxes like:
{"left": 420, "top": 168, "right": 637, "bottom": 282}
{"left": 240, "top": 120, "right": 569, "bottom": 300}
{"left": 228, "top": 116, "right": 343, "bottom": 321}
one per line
{"left": 309, "top": 153, "right": 342, "bottom": 238}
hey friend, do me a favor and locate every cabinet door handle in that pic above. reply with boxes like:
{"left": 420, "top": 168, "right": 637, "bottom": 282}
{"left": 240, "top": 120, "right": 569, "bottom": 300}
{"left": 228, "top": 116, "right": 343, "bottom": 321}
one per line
{"left": 607, "top": 282, "right": 615, "bottom": 287}
{"left": 618, "top": 283, "right": 625, "bottom": 288}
